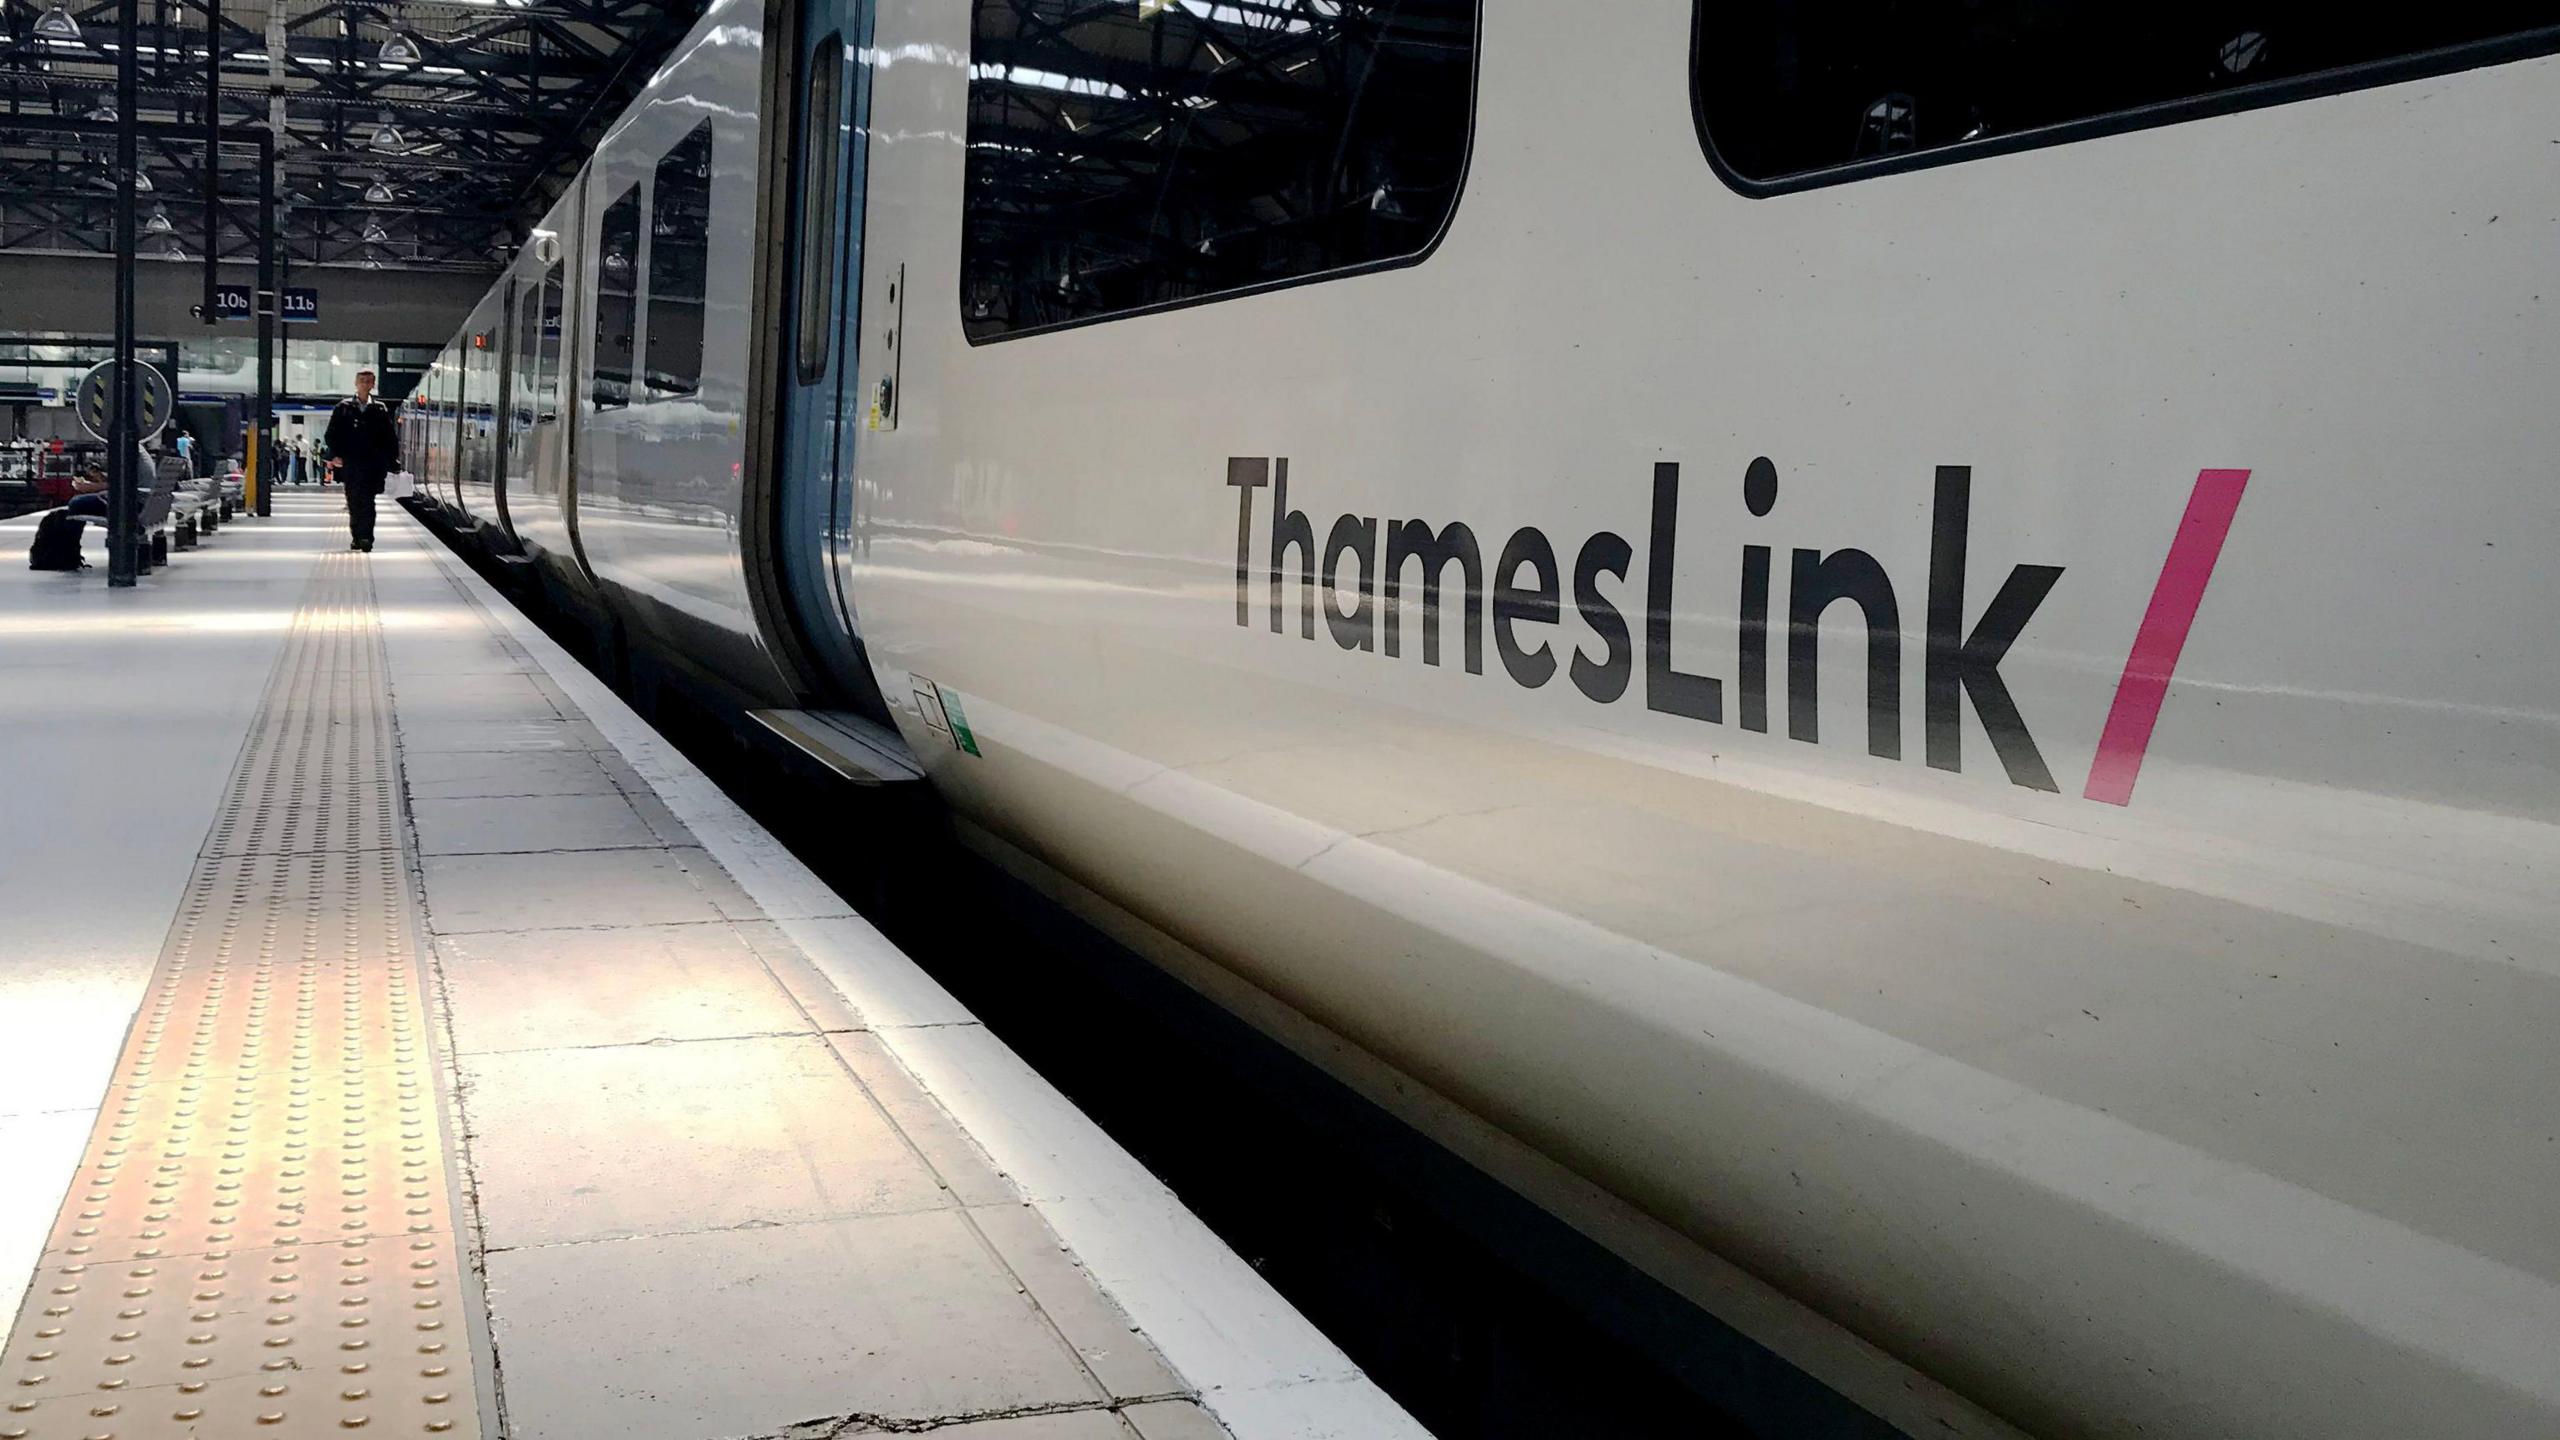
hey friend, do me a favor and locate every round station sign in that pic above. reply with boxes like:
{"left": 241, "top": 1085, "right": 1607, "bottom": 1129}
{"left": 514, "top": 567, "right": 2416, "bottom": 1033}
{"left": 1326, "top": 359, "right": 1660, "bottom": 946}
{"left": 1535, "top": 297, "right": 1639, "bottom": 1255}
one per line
{"left": 74, "top": 358, "right": 175, "bottom": 444}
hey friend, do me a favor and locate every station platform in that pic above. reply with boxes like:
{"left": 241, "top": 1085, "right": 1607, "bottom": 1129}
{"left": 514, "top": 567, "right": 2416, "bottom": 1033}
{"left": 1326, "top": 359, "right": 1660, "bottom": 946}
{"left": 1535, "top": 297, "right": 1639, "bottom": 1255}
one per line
{"left": 0, "top": 494, "right": 1426, "bottom": 1440}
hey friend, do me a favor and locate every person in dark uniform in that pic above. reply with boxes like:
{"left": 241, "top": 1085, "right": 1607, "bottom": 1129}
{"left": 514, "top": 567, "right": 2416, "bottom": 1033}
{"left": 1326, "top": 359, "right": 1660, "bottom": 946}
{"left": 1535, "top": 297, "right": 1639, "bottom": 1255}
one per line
{"left": 322, "top": 368, "right": 399, "bottom": 551}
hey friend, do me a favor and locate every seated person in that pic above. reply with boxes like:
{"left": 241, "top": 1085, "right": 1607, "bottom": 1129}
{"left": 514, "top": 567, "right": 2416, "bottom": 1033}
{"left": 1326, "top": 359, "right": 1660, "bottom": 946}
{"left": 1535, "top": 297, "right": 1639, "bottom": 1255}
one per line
{"left": 65, "top": 466, "right": 107, "bottom": 518}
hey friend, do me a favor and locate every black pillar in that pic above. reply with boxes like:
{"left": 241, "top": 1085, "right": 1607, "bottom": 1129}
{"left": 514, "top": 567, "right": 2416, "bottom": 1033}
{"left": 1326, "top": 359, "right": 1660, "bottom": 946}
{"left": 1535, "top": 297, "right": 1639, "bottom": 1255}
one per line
{"left": 255, "top": 130, "right": 275, "bottom": 517}
{"left": 202, "top": 0, "right": 220, "bottom": 327}
{"left": 107, "top": 0, "right": 141, "bottom": 586}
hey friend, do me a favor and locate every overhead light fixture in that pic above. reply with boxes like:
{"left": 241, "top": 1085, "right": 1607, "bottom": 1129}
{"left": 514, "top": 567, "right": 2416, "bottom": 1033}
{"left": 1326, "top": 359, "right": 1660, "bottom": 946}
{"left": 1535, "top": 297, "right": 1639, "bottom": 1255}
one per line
{"left": 132, "top": 168, "right": 153, "bottom": 193}
{"left": 369, "top": 111, "right": 404, "bottom": 152}
{"left": 88, "top": 96, "right": 117, "bottom": 122}
{"left": 363, "top": 177, "right": 395, "bottom": 204}
{"left": 33, "top": 3, "right": 81, "bottom": 40}
{"left": 145, "top": 204, "right": 172, "bottom": 234}
{"left": 377, "top": 30, "right": 422, "bottom": 65}
{"left": 362, "top": 218, "right": 390, "bottom": 244}
{"left": 159, "top": 239, "right": 185, "bottom": 260}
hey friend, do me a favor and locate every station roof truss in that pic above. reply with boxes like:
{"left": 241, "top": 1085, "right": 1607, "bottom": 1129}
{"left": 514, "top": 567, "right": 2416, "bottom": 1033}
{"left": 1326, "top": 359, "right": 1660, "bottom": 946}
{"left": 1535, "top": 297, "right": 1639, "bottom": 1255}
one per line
{"left": 0, "top": 0, "right": 706, "bottom": 272}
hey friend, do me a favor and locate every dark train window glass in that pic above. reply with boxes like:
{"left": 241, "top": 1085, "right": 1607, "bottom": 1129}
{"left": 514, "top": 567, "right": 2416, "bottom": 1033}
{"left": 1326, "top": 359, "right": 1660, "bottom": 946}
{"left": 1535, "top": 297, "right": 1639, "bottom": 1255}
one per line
{"left": 795, "top": 36, "right": 845, "bottom": 384}
{"left": 511, "top": 278, "right": 540, "bottom": 442}
{"left": 648, "top": 121, "right": 713, "bottom": 399}
{"left": 959, "top": 0, "right": 1479, "bottom": 342}
{"left": 592, "top": 185, "right": 641, "bottom": 410}
{"left": 534, "top": 264, "right": 563, "bottom": 423}
{"left": 1696, "top": 5, "right": 2560, "bottom": 190}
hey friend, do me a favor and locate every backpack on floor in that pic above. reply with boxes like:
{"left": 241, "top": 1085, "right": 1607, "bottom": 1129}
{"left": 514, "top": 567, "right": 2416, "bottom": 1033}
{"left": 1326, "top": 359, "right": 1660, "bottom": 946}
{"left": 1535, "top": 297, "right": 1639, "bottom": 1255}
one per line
{"left": 28, "top": 509, "right": 87, "bottom": 571}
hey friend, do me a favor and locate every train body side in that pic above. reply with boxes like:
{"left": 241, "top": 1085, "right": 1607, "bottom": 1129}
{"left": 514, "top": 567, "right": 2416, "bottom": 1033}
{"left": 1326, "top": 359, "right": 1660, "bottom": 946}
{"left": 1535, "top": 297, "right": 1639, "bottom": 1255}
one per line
{"left": 404, "top": 4, "right": 2560, "bottom": 1436}
{"left": 836, "top": 4, "right": 2560, "bottom": 1438}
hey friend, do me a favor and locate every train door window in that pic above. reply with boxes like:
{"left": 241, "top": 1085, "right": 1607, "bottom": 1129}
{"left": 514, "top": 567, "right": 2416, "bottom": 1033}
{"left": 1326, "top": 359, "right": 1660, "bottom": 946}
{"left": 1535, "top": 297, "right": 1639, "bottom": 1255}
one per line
{"left": 795, "top": 36, "right": 845, "bottom": 383}
{"left": 451, "top": 352, "right": 469, "bottom": 487}
{"left": 511, "top": 279, "right": 538, "bottom": 450}
{"left": 1694, "top": 4, "right": 2560, "bottom": 192}
{"left": 592, "top": 185, "right": 642, "bottom": 409}
{"left": 647, "top": 121, "right": 713, "bottom": 399}
{"left": 535, "top": 264, "right": 563, "bottom": 424}
{"left": 958, "top": 0, "right": 1480, "bottom": 342}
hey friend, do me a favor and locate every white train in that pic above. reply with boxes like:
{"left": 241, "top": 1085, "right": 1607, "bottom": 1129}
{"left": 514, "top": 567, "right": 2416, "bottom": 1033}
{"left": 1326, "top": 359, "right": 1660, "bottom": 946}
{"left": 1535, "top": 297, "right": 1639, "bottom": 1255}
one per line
{"left": 399, "top": 4, "right": 2560, "bottom": 1435}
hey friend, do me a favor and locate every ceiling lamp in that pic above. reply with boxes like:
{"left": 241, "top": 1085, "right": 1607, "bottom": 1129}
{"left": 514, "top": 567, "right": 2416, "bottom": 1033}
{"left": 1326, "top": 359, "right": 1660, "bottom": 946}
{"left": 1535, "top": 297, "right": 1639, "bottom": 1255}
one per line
{"left": 145, "top": 204, "right": 172, "bottom": 234}
{"left": 159, "top": 239, "right": 185, "bottom": 261}
{"left": 368, "top": 111, "right": 404, "bottom": 152}
{"left": 377, "top": 30, "right": 422, "bottom": 65}
{"left": 32, "top": 3, "right": 82, "bottom": 40}
{"left": 361, "top": 218, "right": 390, "bottom": 244}
{"left": 363, "top": 177, "right": 395, "bottom": 204}
{"left": 132, "top": 168, "right": 153, "bottom": 192}
{"left": 88, "top": 96, "right": 117, "bottom": 122}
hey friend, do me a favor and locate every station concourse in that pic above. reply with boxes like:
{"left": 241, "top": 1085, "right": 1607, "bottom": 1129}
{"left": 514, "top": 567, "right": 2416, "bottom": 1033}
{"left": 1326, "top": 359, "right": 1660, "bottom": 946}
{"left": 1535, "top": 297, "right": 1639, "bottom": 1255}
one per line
{"left": 0, "top": 496, "right": 1426, "bottom": 1440}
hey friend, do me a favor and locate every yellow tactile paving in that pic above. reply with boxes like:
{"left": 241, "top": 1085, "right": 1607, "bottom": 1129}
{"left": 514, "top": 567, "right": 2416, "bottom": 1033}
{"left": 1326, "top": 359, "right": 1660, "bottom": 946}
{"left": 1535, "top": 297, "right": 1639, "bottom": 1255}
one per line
{"left": 2, "top": 556, "right": 485, "bottom": 1439}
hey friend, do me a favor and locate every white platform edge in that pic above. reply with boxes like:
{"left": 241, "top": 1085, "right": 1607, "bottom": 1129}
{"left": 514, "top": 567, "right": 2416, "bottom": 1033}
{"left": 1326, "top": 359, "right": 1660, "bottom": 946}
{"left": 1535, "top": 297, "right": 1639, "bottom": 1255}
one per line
{"left": 393, "top": 514, "right": 1433, "bottom": 1440}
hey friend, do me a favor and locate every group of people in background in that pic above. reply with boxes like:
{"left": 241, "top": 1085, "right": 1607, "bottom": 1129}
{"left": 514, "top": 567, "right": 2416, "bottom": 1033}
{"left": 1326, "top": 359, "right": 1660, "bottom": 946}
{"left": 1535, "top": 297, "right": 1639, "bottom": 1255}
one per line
{"left": 38, "top": 368, "right": 397, "bottom": 556}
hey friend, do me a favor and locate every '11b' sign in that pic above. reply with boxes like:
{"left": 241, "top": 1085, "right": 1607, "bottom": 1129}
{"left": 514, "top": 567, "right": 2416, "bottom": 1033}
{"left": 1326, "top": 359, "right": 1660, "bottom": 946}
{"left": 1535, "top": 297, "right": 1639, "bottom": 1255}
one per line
{"left": 210, "top": 286, "right": 320, "bottom": 323}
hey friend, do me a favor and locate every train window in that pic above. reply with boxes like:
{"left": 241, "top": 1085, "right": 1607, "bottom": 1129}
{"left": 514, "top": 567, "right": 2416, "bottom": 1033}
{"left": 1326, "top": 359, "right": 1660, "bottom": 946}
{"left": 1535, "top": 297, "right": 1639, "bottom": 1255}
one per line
{"left": 795, "top": 35, "right": 845, "bottom": 384}
{"left": 647, "top": 121, "right": 713, "bottom": 399}
{"left": 534, "top": 263, "right": 562, "bottom": 424}
{"left": 958, "top": 0, "right": 1479, "bottom": 343}
{"left": 511, "top": 277, "right": 540, "bottom": 442}
{"left": 1694, "top": 4, "right": 2560, "bottom": 192}
{"left": 592, "top": 185, "right": 641, "bottom": 410}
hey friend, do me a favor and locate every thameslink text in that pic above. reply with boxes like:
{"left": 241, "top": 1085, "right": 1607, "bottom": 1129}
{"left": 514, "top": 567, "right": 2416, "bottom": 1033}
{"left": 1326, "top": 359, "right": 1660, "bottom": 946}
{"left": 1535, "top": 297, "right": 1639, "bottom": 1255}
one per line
{"left": 1224, "top": 457, "right": 2064, "bottom": 791}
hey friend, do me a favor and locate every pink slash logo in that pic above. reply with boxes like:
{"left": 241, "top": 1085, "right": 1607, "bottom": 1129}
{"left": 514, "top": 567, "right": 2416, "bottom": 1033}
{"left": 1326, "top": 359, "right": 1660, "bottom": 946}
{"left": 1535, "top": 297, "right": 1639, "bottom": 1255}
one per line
{"left": 2082, "top": 469, "right": 2251, "bottom": 806}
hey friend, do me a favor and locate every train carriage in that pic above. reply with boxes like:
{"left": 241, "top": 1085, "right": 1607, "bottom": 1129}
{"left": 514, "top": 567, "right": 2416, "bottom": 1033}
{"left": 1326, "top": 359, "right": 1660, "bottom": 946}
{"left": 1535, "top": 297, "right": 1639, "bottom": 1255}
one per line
{"left": 397, "top": 5, "right": 2560, "bottom": 1436}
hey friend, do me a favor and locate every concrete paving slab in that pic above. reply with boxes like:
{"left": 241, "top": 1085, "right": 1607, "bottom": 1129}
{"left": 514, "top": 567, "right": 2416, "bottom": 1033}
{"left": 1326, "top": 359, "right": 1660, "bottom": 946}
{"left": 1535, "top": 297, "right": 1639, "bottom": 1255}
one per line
{"left": 438, "top": 923, "right": 819, "bottom": 1055}
{"left": 391, "top": 670, "right": 563, "bottom": 719}
{"left": 970, "top": 1201, "right": 1187, "bottom": 1403}
{"left": 662, "top": 841, "right": 850, "bottom": 921}
{"left": 751, "top": 914, "right": 978, "bottom": 1029}
{"left": 483, "top": 1210, "right": 1105, "bottom": 1440}
{"left": 461, "top": 1034, "right": 950, "bottom": 1250}
{"left": 410, "top": 790, "right": 660, "bottom": 855}
{"left": 420, "top": 848, "right": 727, "bottom": 932}
{"left": 401, "top": 748, "right": 620, "bottom": 800}
{"left": 826, "top": 1032, "right": 1018, "bottom": 1207}
{"left": 381, "top": 636, "right": 528, "bottom": 676}
{"left": 728, "top": 919, "right": 869, "bottom": 1032}
{"left": 399, "top": 714, "right": 610, "bottom": 753}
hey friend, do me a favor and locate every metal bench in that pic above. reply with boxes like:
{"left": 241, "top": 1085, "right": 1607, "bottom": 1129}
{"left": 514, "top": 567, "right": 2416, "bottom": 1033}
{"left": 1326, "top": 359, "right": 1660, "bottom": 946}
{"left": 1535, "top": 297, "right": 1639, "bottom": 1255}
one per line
{"left": 135, "top": 473, "right": 177, "bottom": 568}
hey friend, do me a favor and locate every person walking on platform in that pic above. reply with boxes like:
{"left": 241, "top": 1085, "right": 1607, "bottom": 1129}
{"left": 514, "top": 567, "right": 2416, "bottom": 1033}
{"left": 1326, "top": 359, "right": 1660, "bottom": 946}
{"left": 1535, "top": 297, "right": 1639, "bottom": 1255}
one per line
{"left": 323, "top": 369, "right": 399, "bottom": 552}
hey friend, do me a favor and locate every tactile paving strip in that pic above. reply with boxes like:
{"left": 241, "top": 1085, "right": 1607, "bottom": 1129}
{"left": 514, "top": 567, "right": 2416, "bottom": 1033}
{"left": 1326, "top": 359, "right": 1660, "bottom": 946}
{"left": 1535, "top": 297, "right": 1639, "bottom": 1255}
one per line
{"left": 2, "top": 556, "right": 486, "bottom": 1438}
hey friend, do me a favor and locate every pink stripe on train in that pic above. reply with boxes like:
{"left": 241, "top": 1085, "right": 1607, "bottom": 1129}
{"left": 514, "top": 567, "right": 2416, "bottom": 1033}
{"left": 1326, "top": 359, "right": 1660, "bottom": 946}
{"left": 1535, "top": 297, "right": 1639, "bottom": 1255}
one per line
{"left": 2082, "top": 468, "right": 2251, "bottom": 806}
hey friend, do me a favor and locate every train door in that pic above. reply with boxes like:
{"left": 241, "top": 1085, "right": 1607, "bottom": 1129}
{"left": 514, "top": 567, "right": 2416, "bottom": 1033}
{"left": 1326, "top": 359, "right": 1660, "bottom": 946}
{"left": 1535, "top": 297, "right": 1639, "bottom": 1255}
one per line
{"left": 774, "top": 0, "right": 886, "bottom": 717}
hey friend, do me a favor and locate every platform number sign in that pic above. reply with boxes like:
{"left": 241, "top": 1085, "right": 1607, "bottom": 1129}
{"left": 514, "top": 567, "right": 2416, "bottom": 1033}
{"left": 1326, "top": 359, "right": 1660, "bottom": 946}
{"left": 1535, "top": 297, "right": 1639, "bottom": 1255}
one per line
{"left": 73, "top": 359, "right": 175, "bottom": 443}
{"left": 209, "top": 285, "right": 320, "bottom": 323}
